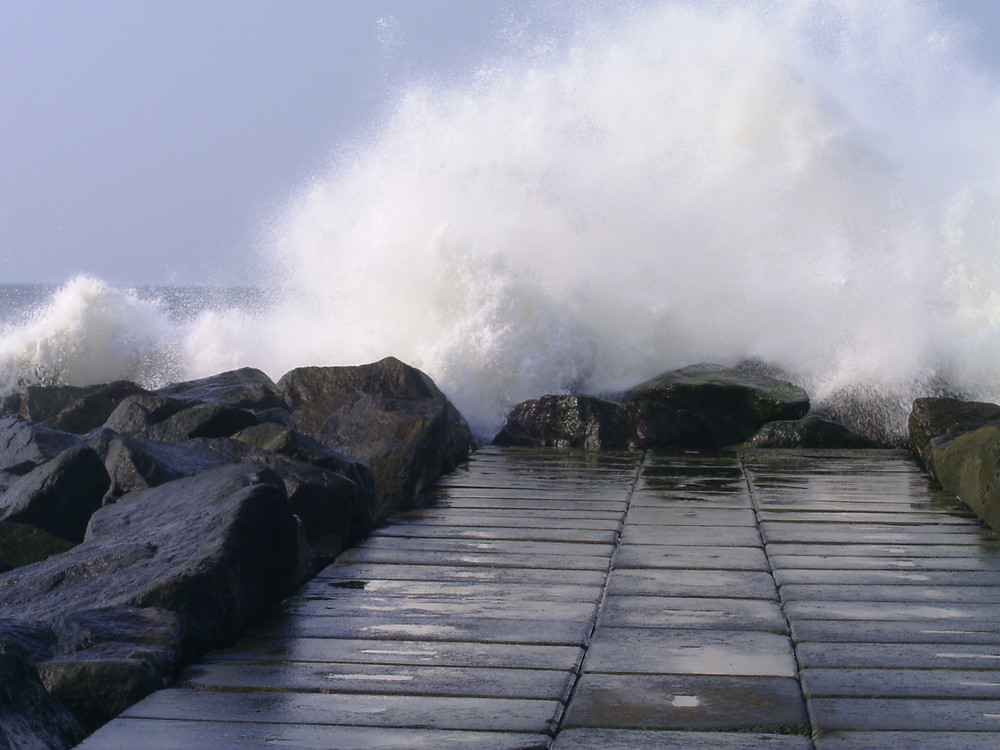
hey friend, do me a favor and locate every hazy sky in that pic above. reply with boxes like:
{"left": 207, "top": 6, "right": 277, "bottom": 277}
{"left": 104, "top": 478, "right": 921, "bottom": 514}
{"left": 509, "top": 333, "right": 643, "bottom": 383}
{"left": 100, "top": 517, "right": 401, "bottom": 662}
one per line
{"left": 2, "top": 0, "right": 999, "bottom": 286}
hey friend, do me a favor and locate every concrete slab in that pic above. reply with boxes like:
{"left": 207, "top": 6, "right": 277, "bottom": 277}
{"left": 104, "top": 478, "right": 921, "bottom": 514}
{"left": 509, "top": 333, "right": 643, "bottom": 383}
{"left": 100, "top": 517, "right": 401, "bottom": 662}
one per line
{"left": 758, "top": 509, "right": 979, "bottom": 524}
{"left": 119, "top": 688, "right": 564, "bottom": 733}
{"left": 333, "top": 548, "right": 610, "bottom": 571}
{"left": 780, "top": 583, "right": 1000, "bottom": 604}
{"left": 791, "top": 620, "right": 1000, "bottom": 645}
{"left": 785, "top": 600, "right": 1000, "bottom": 621}
{"left": 562, "top": 673, "right": 808, "bottom": 733}
{"left": 598, "top": 595, "right": 788, "bottom": 633}
{"left": 354, "top": 536, "right": 616, "bottom": 558}
{"left": 606, "top": 568, "right": 778, "bottom": 600}
{"left": 425, "top": 497, "right": 625, "bottom": 512}
{"left": 392, "top": 511, "right": 622, "bottom": 528}
{"left": 773, "top": 569, "right": 1000, "bottom": 587}
{"left": 768, "top": 542, "right": 1000, "bottom": 557}
{"left": 762, "top": 526, "right": 995, "bottom": 544}
{"left": 801, "top": 667, "right": 1000, "bottom": 698}
{"left": 770, "top": 555, "right": 1000, "bottom": 571}
{"left": 584, "top": 627, "right": 796, "bottom": 677}
{"left": 809, "top": 697, "right": 1000, "bottom": 731}
{"left": 551, "top": 729, "right": 813, "bottom": 750}
{"left": 181, "top": 660, "right": 576, "bottom": 701}
{"left": 797, "top": 641, "right": 1000, "bottom": 670}
{"left": 621, "top": 525, "right": 761, "bottom": 546}
{"left": 316, "top": 562, "right": 607, "bottom": 586}
{"left": 247, "top": 613, "right": 594, "bottom": 646}
{"left": 614, "top": 545, "right": 770, "bottom": 571}
{"left": 814, "top": 730, "right": 1000, "bottom": 749}
{"left": 208, "top": 637, "right": 583, "bottom": 670}
{"left": 300, "top": 578, "right": 604, "bottom": 603}
{"left": 280, "top": 595, "right": 597, "bottom": 622}
{"left": 76, "top": 719, "right": 553, "bottom": 750}
{"left": 371, "top": 525, "right": 619, "bottom": 544}
{"left": 625, "top": 507, "right": 758, "bottom": 526}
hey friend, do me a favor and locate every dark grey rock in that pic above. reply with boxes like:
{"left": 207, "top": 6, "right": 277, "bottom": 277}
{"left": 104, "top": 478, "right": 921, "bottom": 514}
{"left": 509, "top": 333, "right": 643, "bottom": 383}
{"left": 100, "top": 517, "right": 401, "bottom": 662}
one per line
{"left": 493, "top": 395, "right": 629, "bottom": 449}
{"left": 44, "top": 381, "right": 150, "bottom": 434}
{"left": 103, "top": 394, "right": 261, "bottom": 443}
{"left": 155, "top": 368, "right": 286, "bottom": 412}
{"left": 908, "top": 397, "right": 1000, "bottom": 469}
{"left": 0, "top": 650, "right": 85, "bottom": 750}
{"left": 277, "top": 357, "right": 473, "bottom": 517}
{"left": 0, "top": 417, "right": 83, "bottom": 474}
{"left": 0, "top": 521, "right": 75, "bottom": 570}
{"left": 0, "top": 445, "right": 110, "bottom": 542}
{"left": 618, "top": 363, "right": 810, "bottom": 447}
{"left": 747, "top": 416, "right": 880, "bottom": 449}
{"left": 102, "top": 435, "right": 234, "bottom": 500}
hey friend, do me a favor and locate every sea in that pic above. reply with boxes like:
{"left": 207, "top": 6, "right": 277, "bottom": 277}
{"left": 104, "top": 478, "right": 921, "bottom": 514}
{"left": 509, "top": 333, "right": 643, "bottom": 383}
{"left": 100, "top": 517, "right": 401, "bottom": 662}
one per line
{"left": 3, "top": 1, "right": 1000, "bottom": 443}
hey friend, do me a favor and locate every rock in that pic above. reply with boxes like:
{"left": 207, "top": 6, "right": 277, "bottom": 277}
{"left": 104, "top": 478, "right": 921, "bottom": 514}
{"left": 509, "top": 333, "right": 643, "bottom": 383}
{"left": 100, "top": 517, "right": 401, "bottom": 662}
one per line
{"left": 44, "top": 381, "right": 150, "bottom": 434}
{"left": 155, "top": 368, "right": 286, "bottom": 412}
{"left": 0, "top": 417, "right": 83, "bottom": 475}
{"left": 11, "top": 383, "right": 103, "bottom": 424}
{"left": 908, "top": 397, "right": 1000, "bottom": 469}
{"left": 103, "top": 394, "right": 262, "bottom": 443}
{"left": 0, "top": 650, "right": 85, "bottom": 750}
{"left": 277, "top": 357, "right": 474, "bottom": 517}
{"left": 0, "top": 522, "right": 75, "bottom": 570}
{"left": 102, "top": 435, "right": 234, "bottom": 500}
{"left": 493, "top": 395, "right": 630, "bottom": 449}
{"left": 746, "top": 415, "right": 880, "bottom": 449}
{"left": 0, "top": 618, "right": 57, "bottom": 663}
{"left": 0, "top": 463, "right": 307, "bottom": 662}
{"left": 38, "top": 606, "right": 182, "bottom": 732}
{"left": 0, "top": 445, "right": 110, "bottom": 542}
{"left": 618, "top": 363, "right": 810, "bottom": 447}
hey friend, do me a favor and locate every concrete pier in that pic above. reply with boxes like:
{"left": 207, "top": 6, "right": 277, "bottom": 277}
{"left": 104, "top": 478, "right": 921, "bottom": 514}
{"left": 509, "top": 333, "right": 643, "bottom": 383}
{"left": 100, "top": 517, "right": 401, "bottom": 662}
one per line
{"left": 77, "top": 447, "right": 1000, "bottom": 749}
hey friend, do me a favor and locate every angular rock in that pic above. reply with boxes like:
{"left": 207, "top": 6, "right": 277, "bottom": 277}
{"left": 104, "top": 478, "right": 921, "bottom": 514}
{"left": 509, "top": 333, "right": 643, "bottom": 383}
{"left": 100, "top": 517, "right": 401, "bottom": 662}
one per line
{"left": 0, "top": 650, "right": 84, "bottom": 750}
{"left": 908, "top": 397, "right": 1000, "bottom": 470}
{"left": 0, "top": 521, "right": 75, "bottom": 570}
{"left": 0, "top": 463, "right": 306, "bottom": 662}
{"left": 0, "top": 417, "right": 83, "bottom": 475}
{"left": 921, "top": 423, "right": 1000, "bottom": 532}
{"left": 11, "top": 383, "right": 103, "bottom": 424}
{"left": 44, "top": 380, "right": 150, "bottom": 434}
{"left": 277, "top": 357, "right": 473, "bottom": 517}
{"left": 103, "top": 394, "right": 261, "bottom": 443}
{"left": 618, "top": 363, "right": 810, "bottom": 447}
{"left": 102, "top": 435, "right": 234, "bottom": 500}
{"left": 0, "top": 445, "right": 110, "bottom": 542}
{"left": 747, "top": 415, "right": 880, "bottom": 449}
{"left": 155, "top": 368, "right": 286, "bottom": 412}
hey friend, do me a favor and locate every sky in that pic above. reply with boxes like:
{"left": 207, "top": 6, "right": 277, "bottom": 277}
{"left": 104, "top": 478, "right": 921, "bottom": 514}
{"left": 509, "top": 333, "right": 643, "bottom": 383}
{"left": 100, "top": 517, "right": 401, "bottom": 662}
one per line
{"left": 1, "top": 0, "right": 999, "bottom": 287}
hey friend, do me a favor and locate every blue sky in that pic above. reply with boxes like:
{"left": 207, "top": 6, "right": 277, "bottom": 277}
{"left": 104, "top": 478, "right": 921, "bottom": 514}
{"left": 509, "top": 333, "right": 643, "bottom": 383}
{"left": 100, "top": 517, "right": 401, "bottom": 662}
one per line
{"left": 1, "top": 0, "right": 999, "bottom": 286}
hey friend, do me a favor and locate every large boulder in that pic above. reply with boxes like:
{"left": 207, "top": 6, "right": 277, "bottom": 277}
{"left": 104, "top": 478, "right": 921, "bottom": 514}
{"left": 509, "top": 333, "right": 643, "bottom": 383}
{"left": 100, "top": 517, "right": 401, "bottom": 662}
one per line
{"left": 0, "top": 650, "right": 85, "bottom": 750}
{"left": 0, "top": 522, "right": 75, "bottom": 571}
{"left": 101, "top": 434, "right": 235, "bottom": 500}
{"left": 746, "top": 415, "right": 880, "bottom": 449}
{"left": 44, "top": 381, "right": 150, "bottom": 434}
{"left": 0, "top": 417, "right": 83, "bottom": 475}
{"left": 277, "top": 357, "right": 474, "bottom": 517}
{"left": 155, "top": 367, "right": 286, "bottom": 412}
{"left": 102, "top": 394, "right": 262, "bottom": 443}
{"left": 0, "top": 445, "right": 110, "bottom": 542}
{"left": 908, "top": 397, "right": 1000, "bottom": 469}
{"left": 618, "top": 363, "right": 810, "bottom": 447}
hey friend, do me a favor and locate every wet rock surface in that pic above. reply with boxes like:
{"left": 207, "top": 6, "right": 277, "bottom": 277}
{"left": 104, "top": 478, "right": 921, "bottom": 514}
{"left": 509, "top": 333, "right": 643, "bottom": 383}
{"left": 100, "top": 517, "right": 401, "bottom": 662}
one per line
{"left": 0, "top": 359, "right": 469, "bottom": 746}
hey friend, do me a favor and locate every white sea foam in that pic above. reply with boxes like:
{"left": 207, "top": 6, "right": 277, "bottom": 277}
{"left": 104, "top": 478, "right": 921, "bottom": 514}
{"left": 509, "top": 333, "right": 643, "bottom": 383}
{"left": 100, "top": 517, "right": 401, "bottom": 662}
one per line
{"left": 4, "top": 0, "right": 1000, "bottom": 441}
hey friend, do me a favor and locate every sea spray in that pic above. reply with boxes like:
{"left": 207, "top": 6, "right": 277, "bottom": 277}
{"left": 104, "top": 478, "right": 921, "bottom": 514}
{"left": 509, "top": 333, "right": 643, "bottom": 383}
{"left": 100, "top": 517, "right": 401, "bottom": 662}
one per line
{"left": 4, "top": 0, "right": 1000, "bottom": 442}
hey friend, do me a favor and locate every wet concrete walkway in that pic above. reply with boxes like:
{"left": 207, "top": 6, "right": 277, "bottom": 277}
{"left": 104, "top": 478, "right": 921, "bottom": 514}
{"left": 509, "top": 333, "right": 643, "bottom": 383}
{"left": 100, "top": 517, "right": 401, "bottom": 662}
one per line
{"left": 77, "top": 447, "right": 1000, "bottom": 749}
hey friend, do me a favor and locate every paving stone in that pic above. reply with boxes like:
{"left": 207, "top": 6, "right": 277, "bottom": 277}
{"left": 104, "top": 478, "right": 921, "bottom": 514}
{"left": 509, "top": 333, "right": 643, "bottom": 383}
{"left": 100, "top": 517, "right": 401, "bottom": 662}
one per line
{"left": 119, "top": 688, "right": 563, "bottom": 733}
{"left": 770, "top": 554, "right": 1000, "bottom": 571}
{"left": 791, "top": 620, "right": 1000, "bottom": 645}
{"left": 769, "top": 542, "right": 1000, "bottom": 557}
{"left": 625, "top": 507, "right": 758, "bottom": 526}
{"left": 797, "top": 641, "right": 1000, "bottom": 669}
{"left": 606, "top": 569, "right": 778, "bottom": 600}
{"left": 562, "top": 673, "right": 808, "bottom": 732}
{"left": 280, "top": 594, "right": 598, "bottom": 621}
{"left": 299, "top": 579, "right": 604, "bottom": 603}
{"left": 621, "top": 524, "right": 761, "bottom": 546}
{"left": 757, "top": 510, "right": 980, "bottom": 525}
{"left": 814, "top": 730, "right": 1000, "bottom": 749}
{"left": 552, "top": 729, "right": 814, "bottom": 750}
{"left": 316, "top": 562, "right": 608, "bottom": 586}
{"left": 801, "top": 667, "right": 1000, "bottom": 698}
{"left": 774, "top": 569, "right": 1000, "bottom": 587}
{"left": 614, "top": 544, "right": 770, "bottom": 571}
{"left": 598, "top": 595, "right": 788, "bottom": 633}
{"left": 763, "top": 526, "right": 996, "bottom": 544}
{"left": 247, "top": 613, "right": 594, "bottom": 646}
{"left": 208, "top": 637, "right": 584, "bottom": 671}
{"left": 584, "top": 627, "right": 796, "bottom": 677}
{"left": 354, "top": 536, "right": 616, "bottom": 558}
{"left": 780, "top": 583, "right": 1000, "bottom": 603}
{"left": 181, "top": 660, "right": 575, "bottom": 701}
{"left": 392, "top": 510, "right": 622, "bottom": 528}
{"left": 630, "top": 488, "right": 752, "bottom": 507}
{"left": 334, "top": 547, "right": 610, "bottom": 570}
{"left": 809, "top": 697, "right": 1000, "bottom": 731}
{"left": 370, "top": 524, "right": 618, "bottom": 544}
{"left": 421, "top": 497, "right": 625, "bottom": 512}
{"left": 76, "top": 719, "right": 553, "bottom": 750}
{"left": 785, "top": 600, "right": 1000, "bottom": 621}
